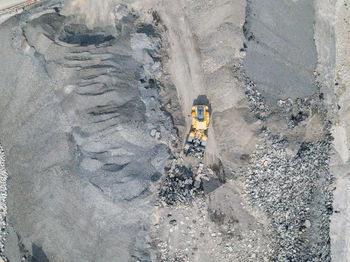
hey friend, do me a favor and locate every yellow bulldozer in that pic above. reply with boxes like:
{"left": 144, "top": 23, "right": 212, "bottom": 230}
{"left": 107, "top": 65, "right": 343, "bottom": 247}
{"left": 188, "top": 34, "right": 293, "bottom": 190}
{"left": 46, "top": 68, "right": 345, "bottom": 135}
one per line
{"left": 186, "top": 105, "right": 210, "bottom": 149}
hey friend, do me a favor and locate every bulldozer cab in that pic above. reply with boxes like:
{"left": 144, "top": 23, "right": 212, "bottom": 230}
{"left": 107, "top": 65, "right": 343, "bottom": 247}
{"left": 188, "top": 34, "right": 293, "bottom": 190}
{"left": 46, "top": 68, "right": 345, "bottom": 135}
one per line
{"left": 197, "top": 106, "right": 205, "bottom": 122}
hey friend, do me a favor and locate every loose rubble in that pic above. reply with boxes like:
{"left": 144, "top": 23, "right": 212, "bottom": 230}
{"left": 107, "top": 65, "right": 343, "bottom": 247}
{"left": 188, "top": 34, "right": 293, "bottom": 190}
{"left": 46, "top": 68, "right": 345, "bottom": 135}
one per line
{"left": 158, "top": 149, "right": 224, "bottom": 206}
{"left": 158, "top": 160, "right": 206, "bottom": 205}
{"left": 183, "top": 145, "right": 205, "bottom": 158}
{"left": 245, "top": 78, "right": 270, "bottom": 121}
{"left": 242, "top": 81, "right": 333, "bottom": 261}
{"left": 243, "top": 134, "right": 333, "bottom": 261}
{"left": 156, "top": 61, "right": 334, "bottom": 261}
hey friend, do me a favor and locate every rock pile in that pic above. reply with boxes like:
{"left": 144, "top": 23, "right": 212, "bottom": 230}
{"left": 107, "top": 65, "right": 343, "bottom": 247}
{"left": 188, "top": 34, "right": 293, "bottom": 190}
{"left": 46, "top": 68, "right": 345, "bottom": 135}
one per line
{"left": 243, "top": 75, "right": 333, "bottom": 261}
{"left": 183, "top": 145, "right": 204, "bottom": 158}
{"left": 159, "top": 162, "right": 204, "bottom": 205}
{"left": 241, "top": 127, "right": 332, "bottom": 261}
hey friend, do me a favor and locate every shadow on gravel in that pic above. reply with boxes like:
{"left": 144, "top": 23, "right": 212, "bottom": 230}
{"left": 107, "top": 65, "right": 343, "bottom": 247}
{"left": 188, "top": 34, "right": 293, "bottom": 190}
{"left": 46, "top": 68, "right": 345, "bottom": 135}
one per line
{"left": 193, "top": 95, "right": 212, "bottom": 114}
{"left": 59, "top": 24, "right": 115, "bottom": 46}
{"left": 31, "top": 244, "right": 49, "bottom": 262}
{"left": 203, "top": 160, "right": 226, "bottom": 194}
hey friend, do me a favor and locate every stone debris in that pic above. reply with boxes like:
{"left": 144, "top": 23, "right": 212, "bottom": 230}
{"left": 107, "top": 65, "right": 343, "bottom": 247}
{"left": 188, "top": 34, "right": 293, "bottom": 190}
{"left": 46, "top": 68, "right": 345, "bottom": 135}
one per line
{"left": 150, "top": 129, "right": 157, "bottom": 137}
{"left": 245, "top": 74, "right": 317, "bottom": 131}
{"left": 183, "top": 145, "right": 204, "bottom": 158}
{"left": 159, "top": 162, "right": 204, "bottom": 205}
{"left": 242, "top": 82, "right": 333, "bottom": 261}
{"left": 243, "top": 135, "right": 332, "bottom": 261}
{"left": 193, "top": 181, "right": 201, "bottom": 189}
{"left": 277, "top": 97, "right": 312, "bottom": 129}
{"left": 155, "top": 65, "right": 333, "bottom": 261}
{"left": 245, "top": 79, "right": 270, "bottom": 120}
{"left": 158, "top": 157, "right": 222, "bottom": 206}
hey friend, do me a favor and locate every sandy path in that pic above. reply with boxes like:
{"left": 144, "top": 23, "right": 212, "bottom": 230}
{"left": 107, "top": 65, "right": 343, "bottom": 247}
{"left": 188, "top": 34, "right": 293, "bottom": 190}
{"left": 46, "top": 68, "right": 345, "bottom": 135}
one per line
{"left": 157, "top": 1, "right": 205, "bottom": 127}
{"left": 132, "top": 0, "right": 205, "bottom": 112}
{"left": 132, "top": 0, "right": 219, "bottom": 158}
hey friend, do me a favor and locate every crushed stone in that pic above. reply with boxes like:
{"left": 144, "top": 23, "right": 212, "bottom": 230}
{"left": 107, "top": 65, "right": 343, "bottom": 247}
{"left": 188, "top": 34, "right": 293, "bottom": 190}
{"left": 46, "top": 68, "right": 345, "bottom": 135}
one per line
{"left": 242, "top": 78, "right": 333, "bottom": 261}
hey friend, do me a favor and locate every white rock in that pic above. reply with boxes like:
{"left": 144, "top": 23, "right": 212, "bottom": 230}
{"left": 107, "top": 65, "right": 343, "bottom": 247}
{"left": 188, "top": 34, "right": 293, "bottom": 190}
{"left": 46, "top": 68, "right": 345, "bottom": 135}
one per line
{"left": 150, "top": 129, "right": 157, "bottom": 137}
{"left": 305, "top": 220, "right": 311, "bottom": 228}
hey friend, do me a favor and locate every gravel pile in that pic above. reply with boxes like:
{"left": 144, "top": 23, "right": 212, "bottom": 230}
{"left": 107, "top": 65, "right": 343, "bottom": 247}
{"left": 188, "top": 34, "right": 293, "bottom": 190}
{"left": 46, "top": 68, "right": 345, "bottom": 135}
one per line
{"left": 243, "top": 134, "right": 332, "bottom": 261}
{"left": 0, "top": 144, "right": 7, "bottom": 257}
{"left": 242, "top": 82, "right": 333, "bottom": 261}
{"left": 245, "top": 76, "right": 316, "bottom": 128}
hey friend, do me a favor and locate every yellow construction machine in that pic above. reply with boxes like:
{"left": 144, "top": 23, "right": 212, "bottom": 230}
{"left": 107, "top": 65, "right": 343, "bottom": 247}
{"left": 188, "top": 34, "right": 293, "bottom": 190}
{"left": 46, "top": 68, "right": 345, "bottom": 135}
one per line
{"left": 186, "top": 105, "right": 210, "bottom": 149}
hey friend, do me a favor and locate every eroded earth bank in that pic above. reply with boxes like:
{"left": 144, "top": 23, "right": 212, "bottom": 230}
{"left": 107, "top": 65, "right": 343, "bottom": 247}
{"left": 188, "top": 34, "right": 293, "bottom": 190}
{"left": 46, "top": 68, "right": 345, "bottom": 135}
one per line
{"left": 0, "top": 0, "right": 348, "bottom": 261}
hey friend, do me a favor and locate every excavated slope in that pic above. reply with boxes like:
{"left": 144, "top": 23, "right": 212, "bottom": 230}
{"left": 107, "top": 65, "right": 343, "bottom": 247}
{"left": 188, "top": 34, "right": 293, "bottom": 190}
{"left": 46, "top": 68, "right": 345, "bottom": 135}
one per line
{"left": 0, "top": 4, "right": 171, "bottom": 261}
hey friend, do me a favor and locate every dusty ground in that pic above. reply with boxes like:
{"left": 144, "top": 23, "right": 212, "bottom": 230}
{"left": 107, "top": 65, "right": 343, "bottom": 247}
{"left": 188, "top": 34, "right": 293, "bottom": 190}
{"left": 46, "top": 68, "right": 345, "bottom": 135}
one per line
{"left": 0, "top": 0, "right": 348, "bottom": 261}
{"left": 329, "top": 0, "right": 350, "bottom": 261}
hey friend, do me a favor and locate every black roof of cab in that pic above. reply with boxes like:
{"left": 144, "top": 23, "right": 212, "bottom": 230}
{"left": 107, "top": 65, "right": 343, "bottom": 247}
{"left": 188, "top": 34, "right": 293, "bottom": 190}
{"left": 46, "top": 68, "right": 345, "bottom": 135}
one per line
{"left": 197, "top": 106, "right": 205, "bottom": 122}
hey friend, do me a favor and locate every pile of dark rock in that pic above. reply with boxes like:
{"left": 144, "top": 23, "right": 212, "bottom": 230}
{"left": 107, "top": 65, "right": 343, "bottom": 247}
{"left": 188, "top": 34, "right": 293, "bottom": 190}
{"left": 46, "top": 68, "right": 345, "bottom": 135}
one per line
{"left": 159, "top": 164, "right": 203, "bottom": 205}
{"left": 183, "top": 145, "right": 204, "bottom": 158}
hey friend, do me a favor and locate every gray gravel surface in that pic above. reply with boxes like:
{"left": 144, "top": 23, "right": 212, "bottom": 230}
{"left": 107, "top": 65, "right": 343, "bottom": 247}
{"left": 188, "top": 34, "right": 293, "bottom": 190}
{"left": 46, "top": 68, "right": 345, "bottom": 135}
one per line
{"left": 244, "top": 0, "right": 317, "bottom": 102}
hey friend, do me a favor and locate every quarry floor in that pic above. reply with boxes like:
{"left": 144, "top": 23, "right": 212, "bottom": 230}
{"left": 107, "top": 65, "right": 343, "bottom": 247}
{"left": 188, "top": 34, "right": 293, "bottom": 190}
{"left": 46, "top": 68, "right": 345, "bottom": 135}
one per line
{"left": 0, "top": 0, "right": 349, "bottom": 261}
